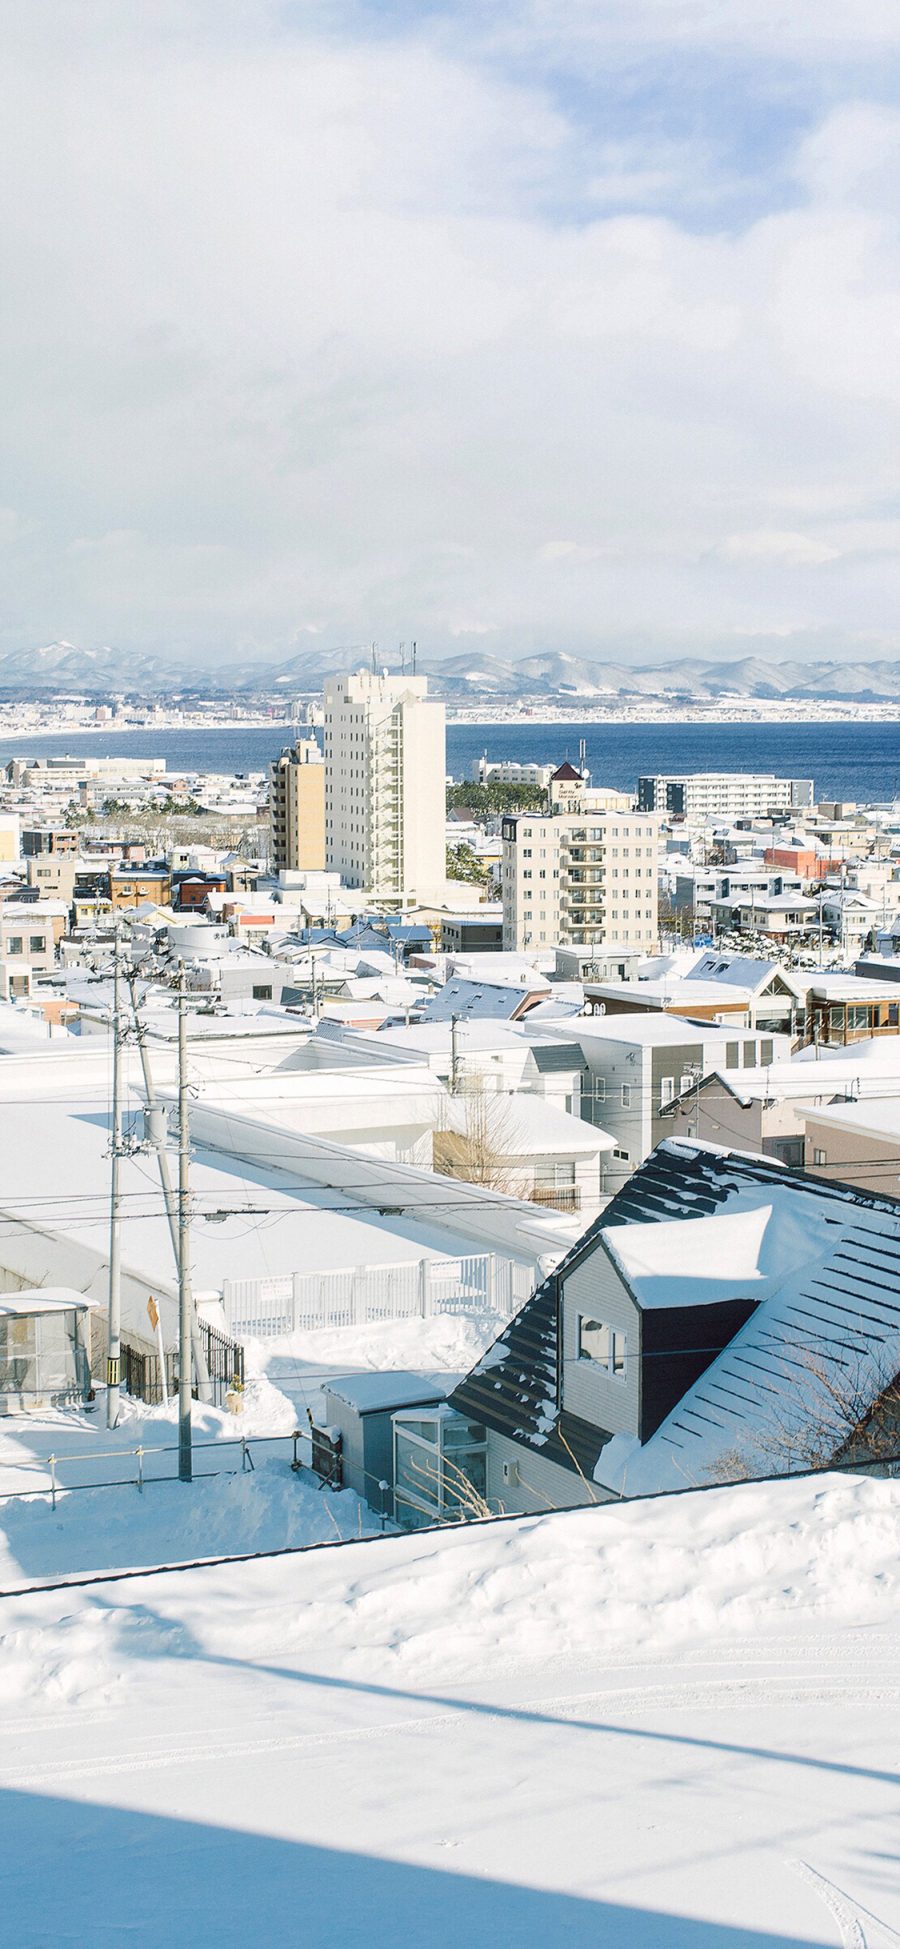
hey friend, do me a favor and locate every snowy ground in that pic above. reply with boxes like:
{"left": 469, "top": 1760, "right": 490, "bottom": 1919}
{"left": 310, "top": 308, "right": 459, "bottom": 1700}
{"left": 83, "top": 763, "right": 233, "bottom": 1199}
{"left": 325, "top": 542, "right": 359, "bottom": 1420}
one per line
{"left": 0, "top": 1390, "right": 376, "bottom": 1582}
{"left": 0, "top": 1308, "right": 501, "bottom": 1580}
{"left": 0, "top": 1471, "right": 897, "bottom": 1946}
{"left": 243, "top": 1305, "right": 505, "bottom": 1422}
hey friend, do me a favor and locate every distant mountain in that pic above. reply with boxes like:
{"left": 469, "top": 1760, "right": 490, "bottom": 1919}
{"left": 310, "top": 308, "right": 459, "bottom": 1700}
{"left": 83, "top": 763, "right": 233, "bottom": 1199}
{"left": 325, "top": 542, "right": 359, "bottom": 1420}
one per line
{"left": 7, "top": 640, "right": 900, "bottom": 703}
{"left": 0, "top": 641, "right": 190, "bottom": 692}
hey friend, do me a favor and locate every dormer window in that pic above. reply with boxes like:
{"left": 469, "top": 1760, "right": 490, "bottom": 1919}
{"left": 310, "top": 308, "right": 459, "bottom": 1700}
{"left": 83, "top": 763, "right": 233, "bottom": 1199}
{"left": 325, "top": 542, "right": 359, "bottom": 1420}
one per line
{"left": 579, "top": 1317, "right": 627, "bottom": 1377}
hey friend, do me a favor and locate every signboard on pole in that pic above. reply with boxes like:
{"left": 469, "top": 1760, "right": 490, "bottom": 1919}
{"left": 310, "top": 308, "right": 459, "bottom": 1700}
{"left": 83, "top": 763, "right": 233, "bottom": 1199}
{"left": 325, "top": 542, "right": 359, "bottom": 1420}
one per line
{"left": 147, "top": 1295, "right": 169, "bottom": 1408}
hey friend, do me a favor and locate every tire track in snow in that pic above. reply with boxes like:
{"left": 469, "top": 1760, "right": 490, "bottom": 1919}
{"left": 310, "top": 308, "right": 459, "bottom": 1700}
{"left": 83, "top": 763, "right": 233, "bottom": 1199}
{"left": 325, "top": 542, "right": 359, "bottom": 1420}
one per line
{"left": 3, "top": 1668, "right": 899, "bottom": 1791}
{"left": 789, "top": 1860, "right": 867, "bottom": 1948}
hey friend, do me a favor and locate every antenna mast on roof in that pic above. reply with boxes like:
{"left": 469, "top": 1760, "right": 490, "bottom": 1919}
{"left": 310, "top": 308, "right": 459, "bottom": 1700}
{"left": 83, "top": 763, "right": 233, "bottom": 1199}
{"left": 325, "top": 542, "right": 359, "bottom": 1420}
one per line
{"left": 411, "top": 640, "right": 417, "bottom": 675}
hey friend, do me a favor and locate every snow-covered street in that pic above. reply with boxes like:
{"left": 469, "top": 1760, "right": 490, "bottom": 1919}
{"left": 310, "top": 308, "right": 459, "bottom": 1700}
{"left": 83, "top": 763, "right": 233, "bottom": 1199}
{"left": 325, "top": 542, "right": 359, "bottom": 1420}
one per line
{"left": 0, "top": 1472, "right": 897, "bottom": 1946}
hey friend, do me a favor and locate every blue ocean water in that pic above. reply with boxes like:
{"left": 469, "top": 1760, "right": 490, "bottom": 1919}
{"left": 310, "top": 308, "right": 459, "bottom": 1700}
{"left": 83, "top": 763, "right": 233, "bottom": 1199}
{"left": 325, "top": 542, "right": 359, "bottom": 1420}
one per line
{"left": 2, "top": 718, "right": 900, "bottom": 802}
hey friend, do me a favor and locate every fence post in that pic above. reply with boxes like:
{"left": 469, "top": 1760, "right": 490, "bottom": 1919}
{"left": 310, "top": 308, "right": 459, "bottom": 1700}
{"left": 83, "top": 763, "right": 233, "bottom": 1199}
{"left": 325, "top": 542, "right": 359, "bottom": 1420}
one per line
{"left": 49, "top": 1454, "right": 57, "bottom": 1512}
{"left": 136, "top": 1445, "right": 144, "bottom": 1493}
{"left": 353, "top": 1268, "right": 365, "bottom": 1327}
{"left": 419, "top": 1258, "right": 433, "bottom": 1318}
{"left": 485, "top": 1253, "right": 495, "bottom": 1312}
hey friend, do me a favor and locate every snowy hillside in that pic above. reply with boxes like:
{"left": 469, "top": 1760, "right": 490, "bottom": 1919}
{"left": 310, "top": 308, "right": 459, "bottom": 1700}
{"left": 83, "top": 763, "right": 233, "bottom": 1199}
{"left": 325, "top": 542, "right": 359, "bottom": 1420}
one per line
{"left": 0, "top": 1471, "right": 897, "bottom": 1946}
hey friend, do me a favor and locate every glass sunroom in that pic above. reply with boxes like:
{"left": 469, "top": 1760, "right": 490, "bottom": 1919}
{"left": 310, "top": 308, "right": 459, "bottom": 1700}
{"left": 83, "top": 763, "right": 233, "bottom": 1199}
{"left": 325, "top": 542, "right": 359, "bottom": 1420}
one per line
{"left": 0, "top": 1291, "right": 95, "bottom": 1413}
{"left": 392, "top": 1406, "right": 488, "bottom": 1529}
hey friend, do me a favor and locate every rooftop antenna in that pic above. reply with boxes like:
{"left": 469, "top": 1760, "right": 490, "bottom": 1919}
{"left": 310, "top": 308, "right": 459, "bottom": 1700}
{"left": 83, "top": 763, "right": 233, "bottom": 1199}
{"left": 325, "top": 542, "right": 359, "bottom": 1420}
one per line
{"left": 579, "top": 737, "right": 586, "bottom": 776}
{"left": 411, "top": 639, "right": 417, "bottom": 675}
{"left": 371, "top": 641, "right": 377, "bottom": 675}
{"left": 399, "top": 640, "right": 406, "bottom": 675}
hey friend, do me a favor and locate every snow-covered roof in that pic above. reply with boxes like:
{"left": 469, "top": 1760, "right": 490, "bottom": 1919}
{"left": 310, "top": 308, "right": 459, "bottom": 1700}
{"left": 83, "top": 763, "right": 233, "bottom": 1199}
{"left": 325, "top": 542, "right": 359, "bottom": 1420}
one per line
{"left": 808, "top": 973, "right": 900, "bottom": 1000}
{"left": 0, "top": 1288, "right": 98, "bottom": 1316}
{"left": 593, "top": 1141, "right": 900, "bottom": 1494}
{"left": 603, "top": 1203, "right": 792, "bottom": 1308}
{"left": 423, "top": 978, "right": 547, "bottom": 1024}
{"left": 324, "top": 1371, "right": 451, "bottom": 1413}
{"left": 687, "top": 952, "right": 788, "bottom": 992}
{"left": 456, "top": 1138, "right": 900, "bottom": 1497}
{"left": 542, "top": 1014, "right": 738, "bottom": 1049}
{"left": 802, "top": 1096, "right": 900, "bottom": 1144}
{"left": 439, "top": 1092, "right": 614, "bottom": 1156}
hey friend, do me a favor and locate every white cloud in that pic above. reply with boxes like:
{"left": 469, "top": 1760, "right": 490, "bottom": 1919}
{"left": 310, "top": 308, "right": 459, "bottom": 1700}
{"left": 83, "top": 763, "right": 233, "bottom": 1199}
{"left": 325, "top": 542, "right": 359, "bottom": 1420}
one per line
{"left": 719, "top": 531, "right": 840, "bottom": 567}
{"left": 483, "top": 0, "right": 900, "bottom": 63}
{"left": 0, "top": 12, "right": 900, "bottom": 659}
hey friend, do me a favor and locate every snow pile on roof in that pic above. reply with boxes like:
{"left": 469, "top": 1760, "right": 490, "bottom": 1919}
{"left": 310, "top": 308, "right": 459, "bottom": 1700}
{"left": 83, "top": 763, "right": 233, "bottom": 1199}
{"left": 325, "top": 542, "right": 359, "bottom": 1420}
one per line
{"left": 605, "top": 1204, "right": 769, "bottom": 1307}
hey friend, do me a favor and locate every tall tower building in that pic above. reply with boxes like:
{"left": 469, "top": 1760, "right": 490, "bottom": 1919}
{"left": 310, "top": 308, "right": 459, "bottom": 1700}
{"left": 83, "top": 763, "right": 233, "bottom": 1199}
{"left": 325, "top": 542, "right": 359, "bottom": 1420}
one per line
{"left": 269, "top": 738, "right": 325, "bottom": 873}
{"left": 323, "top": 670, "right": 446, "bottom": 904}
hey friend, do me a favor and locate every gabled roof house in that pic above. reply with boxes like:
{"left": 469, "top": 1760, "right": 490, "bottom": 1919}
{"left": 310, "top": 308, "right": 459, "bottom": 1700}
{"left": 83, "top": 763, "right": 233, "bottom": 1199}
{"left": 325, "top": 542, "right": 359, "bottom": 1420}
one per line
{"left": 451, "top": 1139, "right": 900, "bottom": 1513}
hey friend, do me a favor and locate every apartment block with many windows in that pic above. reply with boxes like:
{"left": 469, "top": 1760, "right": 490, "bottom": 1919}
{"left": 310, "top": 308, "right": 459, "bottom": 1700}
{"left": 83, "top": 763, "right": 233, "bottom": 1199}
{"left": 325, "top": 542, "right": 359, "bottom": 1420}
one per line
{"left": 501, "top": 799, "right": 659, "bottom": 951}
{"left": 323, "top": 670, "right": 445, "bottom": 904}
{"left": 637, "top": 772, "right": 814, "bottom": 821}
{"left": 268, "top": 738, "right": 325, "bottom": 874}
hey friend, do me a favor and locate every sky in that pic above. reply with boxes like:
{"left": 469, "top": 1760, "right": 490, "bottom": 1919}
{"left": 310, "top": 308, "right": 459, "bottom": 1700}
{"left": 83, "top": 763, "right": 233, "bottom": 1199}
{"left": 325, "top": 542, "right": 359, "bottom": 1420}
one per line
{"left": 3, "top": 1, "right": 900, "bottom": 669}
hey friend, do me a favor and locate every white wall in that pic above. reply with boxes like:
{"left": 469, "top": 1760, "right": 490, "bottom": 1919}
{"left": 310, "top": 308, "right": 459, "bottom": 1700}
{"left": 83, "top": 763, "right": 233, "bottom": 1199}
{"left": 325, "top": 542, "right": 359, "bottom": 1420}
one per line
{"left": 561, "top": 1247, "right": 641, "bottom": 1436}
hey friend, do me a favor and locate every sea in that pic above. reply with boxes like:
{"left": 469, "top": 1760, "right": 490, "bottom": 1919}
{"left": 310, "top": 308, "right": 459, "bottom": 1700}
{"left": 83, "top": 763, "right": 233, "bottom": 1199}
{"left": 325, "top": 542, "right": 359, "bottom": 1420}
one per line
{"left": 3, "top": 719, "right": 900, "bottom": 803}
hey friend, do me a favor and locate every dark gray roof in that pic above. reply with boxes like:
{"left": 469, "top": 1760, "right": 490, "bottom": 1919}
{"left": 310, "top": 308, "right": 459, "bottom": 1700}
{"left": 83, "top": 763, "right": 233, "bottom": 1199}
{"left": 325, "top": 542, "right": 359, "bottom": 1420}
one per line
{"left": 452, "top": 1138, "right": 900, "bottom": 1489}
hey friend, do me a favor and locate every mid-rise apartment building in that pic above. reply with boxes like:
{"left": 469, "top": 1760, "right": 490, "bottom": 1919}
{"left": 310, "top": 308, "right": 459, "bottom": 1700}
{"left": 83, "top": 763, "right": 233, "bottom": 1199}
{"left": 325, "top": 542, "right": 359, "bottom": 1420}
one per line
{"left": 501, "top": 768, "right": 659, "bottom": 951}
{"left": 0, "top": 903, "right": 58, "bottom": 1002}
{"left": 323, "top": 671, "right": 445, "bottom": 903}
{"left": 268, "top": 738, "right": 325, "bottom": 874}
{"left": 638, "top": 773, "right": 814, "bottom": 821}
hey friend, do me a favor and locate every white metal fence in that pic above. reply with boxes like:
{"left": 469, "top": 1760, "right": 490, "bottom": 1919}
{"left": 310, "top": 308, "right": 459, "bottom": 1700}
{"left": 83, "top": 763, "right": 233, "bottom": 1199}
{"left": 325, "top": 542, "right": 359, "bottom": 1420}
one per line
{"left": 222, "top": 1253, "right": 535, "bottom": 1340}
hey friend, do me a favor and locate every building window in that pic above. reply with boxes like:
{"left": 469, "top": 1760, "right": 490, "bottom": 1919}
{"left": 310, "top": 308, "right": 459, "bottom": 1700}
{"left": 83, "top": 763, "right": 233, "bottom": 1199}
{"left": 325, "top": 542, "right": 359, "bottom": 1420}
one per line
{"left": 252, "top": 984, "right": 273, "bottom": 1001}
{"left": 621, "top": 1084, "right": 632, "bottom": 1108}
{"left": 29, "top": 937, "right": 46, "bottom": 955}
{"left": 5, "top": 937, "right": 22, "bottom": 955}
{"left": 660, "top": 1076, "right": 675, "bottom": 1105}
{"left": 813, "top": 1148, "right": 827, "bottom": 1166}
{"left": 726, "top": 1041, "right": 739, "bottom": 1067}
{"left": 760, "top": 1039, "right": 774, "bottom": 1064}
{"left": 579, "top": 1316, "right": 627, "bottom": 1377}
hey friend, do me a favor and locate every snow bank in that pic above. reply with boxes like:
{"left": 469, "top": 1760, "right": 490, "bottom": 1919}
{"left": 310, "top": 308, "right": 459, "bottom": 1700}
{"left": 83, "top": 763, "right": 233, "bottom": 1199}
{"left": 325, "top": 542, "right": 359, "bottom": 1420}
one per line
{"left": 0, "top": 1474, "right": 897, "bottom": 1946}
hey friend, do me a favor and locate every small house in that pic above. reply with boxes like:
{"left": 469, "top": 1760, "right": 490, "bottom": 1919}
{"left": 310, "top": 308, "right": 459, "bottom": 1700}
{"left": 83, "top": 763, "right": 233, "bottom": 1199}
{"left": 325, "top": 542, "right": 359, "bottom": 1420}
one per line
{"left": 451, "top": 1140, "right": 900, "bottom": 1510}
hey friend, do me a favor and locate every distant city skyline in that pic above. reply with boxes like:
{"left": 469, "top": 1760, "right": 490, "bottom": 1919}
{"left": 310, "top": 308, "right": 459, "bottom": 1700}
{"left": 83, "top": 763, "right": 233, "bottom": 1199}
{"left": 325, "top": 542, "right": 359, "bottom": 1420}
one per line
{"left": 3, "top": 4, "right": 900, "bottom": 662}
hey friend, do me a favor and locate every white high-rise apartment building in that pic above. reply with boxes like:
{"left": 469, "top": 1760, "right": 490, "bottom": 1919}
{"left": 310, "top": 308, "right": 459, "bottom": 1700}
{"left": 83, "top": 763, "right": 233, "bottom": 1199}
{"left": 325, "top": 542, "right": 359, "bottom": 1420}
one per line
{"left": 501, "top": 766, "right": 659, "bottom": 951}
{"left": 638, "top": 773, "right": 814, "bottom": 821}
{"left": 323, "top": 670, "right": 446, "bottom": 904}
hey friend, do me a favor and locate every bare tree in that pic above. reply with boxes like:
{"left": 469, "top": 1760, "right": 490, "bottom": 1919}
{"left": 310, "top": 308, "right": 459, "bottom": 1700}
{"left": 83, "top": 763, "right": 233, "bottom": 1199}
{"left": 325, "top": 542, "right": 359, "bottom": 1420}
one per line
{"left": 704, "top": 1346, "right": 900, "bottom": 1484}
{"left": 433, "top": 1075, "right": 521, "bottom": 1195}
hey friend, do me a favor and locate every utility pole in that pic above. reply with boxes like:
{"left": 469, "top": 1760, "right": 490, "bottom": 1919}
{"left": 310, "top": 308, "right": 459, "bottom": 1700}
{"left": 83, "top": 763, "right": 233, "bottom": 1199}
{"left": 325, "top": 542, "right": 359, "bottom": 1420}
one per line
{"left": 106, "top": 919, "right": 123, "bottom": 1428}
{"left": 177, "top": 969, "right": 193, "bottom": 1483}
{"left": 127, "top": 967, "right": 211, "bottom": 1403}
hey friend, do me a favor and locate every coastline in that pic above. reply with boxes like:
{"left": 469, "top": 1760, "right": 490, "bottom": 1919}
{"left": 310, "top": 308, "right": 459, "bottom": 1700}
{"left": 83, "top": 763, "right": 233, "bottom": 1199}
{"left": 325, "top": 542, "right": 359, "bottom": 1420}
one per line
{"left": 3, "top": 704, "right": 900, "bottom": 742}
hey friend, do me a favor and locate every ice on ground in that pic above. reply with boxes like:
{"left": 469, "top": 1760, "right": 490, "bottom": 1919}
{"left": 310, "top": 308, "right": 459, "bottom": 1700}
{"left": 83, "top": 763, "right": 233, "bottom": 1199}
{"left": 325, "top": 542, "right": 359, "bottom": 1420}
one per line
{"left": 0, "top": 1472, "right": 897, "bottom": 1946}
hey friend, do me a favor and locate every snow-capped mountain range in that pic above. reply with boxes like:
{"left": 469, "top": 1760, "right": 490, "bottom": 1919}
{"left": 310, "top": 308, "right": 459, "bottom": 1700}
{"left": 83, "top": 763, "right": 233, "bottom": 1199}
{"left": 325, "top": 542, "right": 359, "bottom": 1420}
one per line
{"left": 6, "top": 640, "right": 900, "bottom": 701}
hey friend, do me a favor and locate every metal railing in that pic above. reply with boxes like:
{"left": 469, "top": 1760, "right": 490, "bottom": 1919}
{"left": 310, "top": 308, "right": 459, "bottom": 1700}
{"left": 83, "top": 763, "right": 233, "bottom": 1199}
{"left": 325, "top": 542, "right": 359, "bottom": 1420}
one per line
{"left": 0, "top": 1429, "right": 307, "bottom": 1508}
